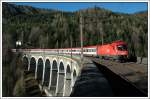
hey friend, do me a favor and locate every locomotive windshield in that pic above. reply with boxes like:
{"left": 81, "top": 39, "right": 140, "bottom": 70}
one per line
{"left": 117, "top": 45, "right": 127, "bottom": 51}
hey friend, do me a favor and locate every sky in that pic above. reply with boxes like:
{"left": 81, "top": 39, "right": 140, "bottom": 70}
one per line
{"left": 14, "top": 2, "right": 148, "bottom": 14}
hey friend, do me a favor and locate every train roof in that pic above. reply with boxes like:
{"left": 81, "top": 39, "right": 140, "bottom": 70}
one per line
{"left": 83, "top": 40, "right": 127, "bottom": 47}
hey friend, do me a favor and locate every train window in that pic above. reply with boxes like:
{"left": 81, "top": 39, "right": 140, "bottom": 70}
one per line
{"left": 117, "top": 45, "right": 127, "bottom": 51}
{"left": 86, "top": 49, "right": 88, "bottom": 52}
{"left": 93, "top": 49, "right": 96, "bottom": 52}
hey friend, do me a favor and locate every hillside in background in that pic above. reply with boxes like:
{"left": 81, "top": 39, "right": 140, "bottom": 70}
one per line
{"left": 133, "top": 11, "right": 148, "bottom": 17}
{"left": 2, "top": 2, "right": 148, "bottom": 58}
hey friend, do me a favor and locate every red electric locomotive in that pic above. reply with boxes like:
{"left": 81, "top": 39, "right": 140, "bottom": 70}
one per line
{"left": 96, "top": 40, "right": 128, "bottom": 61}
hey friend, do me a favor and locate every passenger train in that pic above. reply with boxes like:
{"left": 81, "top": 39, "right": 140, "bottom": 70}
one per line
{"left": 50, "top": 40, "right": 128, "bottom": 61}
{"left": 12, "top": 40, "right": 128, "bottom": 61}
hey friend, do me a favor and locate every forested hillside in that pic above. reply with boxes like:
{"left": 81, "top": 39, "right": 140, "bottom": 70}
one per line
{"left": 2, "top": 2, "right": 148, "bottom": 58}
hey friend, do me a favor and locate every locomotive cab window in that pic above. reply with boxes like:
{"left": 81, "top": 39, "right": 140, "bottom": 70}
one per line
{"left": 117, "top": 45, "right": 127, "bottom": 51}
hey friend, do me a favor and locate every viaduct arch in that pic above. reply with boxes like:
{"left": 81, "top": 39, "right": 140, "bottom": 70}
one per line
{"left": 22, "top": 55, "right": 79, "bottom": 96}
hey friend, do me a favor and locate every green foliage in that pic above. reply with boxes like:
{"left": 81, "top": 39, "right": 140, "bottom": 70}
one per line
{"left": 13, "top": 76, "right": 26, "bottom": 96}
{"left": 2, "top": 52, "right": 24, "bottom": 96}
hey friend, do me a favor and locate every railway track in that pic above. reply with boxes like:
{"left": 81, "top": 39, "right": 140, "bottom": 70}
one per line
{"left": 89, "top": 57, "right": 148, "bottom": 95}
